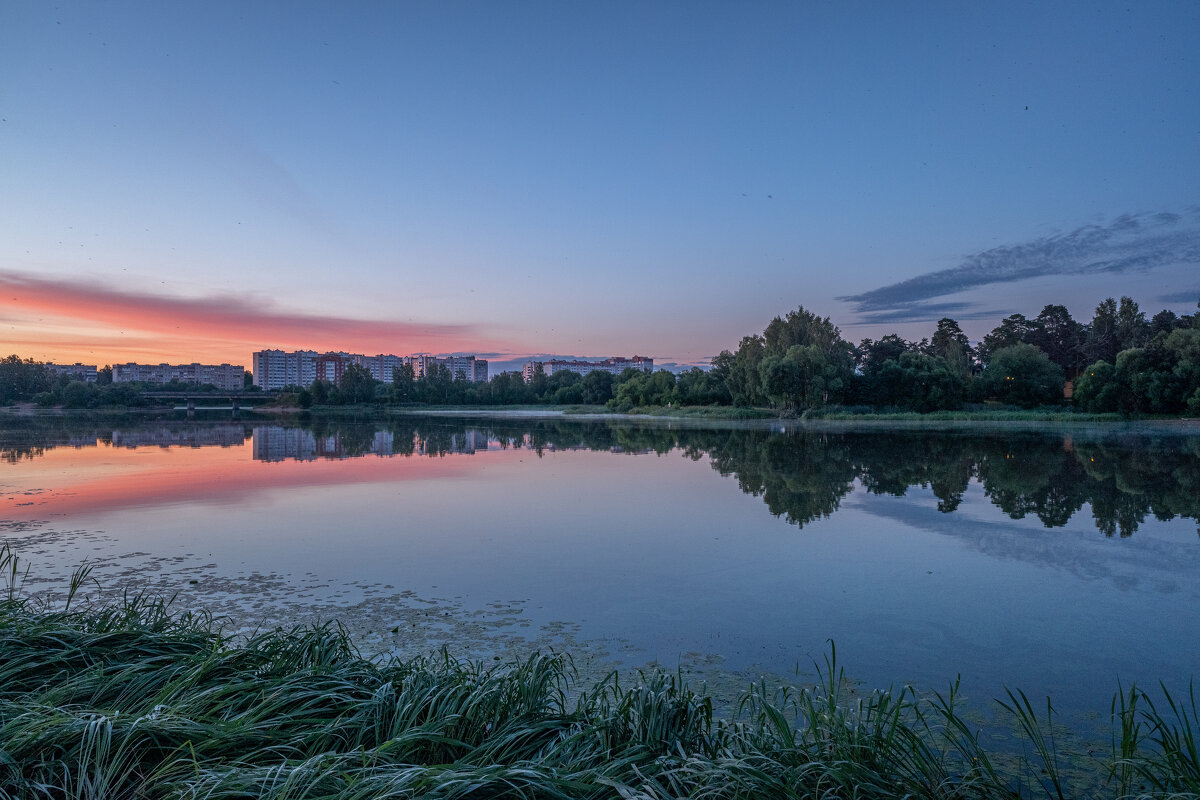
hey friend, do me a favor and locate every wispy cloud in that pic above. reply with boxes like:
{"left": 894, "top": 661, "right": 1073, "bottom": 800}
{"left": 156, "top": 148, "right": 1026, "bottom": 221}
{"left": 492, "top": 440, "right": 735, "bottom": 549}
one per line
{"left": 0, "top": 271, "right": 506, "bottom": 362}
{"left": 840, "top": 210, "right": 1200, "bottom": 323}
{"left": 1158, "top": 289, "right": 1200, "bottom": 305}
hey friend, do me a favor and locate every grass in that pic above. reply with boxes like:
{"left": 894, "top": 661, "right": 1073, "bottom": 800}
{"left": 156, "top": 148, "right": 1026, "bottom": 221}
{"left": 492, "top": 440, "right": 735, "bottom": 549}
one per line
{"left": 2, "top": 545, "right": 1198, "bottom": 799}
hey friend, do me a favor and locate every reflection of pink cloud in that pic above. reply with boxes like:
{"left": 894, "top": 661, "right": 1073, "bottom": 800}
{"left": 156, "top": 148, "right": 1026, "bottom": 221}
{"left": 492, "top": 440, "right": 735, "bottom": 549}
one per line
{"left": 1, "top": 271, "right": 514, "bottom": 363}
{"left": 2, "top": 443, "right": 525, "bottom": 520}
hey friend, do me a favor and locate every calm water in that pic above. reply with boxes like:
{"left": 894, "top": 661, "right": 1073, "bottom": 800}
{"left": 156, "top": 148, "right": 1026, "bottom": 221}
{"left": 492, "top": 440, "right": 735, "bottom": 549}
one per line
{"left": 3, "top": 413, "right": 1199, "bottom": 729}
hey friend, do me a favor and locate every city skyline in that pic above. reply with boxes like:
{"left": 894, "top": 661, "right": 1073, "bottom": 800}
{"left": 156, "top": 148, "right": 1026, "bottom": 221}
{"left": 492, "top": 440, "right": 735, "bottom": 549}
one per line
{"left": 2, "top": 2, "right": 1198, "bottom": 371}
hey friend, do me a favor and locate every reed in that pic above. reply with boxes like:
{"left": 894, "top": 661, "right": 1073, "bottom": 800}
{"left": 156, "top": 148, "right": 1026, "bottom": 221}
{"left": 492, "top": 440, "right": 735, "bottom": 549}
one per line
{"left": 1, "top": 552, "right": 1197, "bottom": 799}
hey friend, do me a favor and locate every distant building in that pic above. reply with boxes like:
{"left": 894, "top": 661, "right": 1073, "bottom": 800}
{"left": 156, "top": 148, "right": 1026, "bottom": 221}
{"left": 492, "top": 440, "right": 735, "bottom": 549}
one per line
{"left": 252, "top": 349, "right": 318, "bottom": 390}
{"left": 112, "top": 362, "right": 244, "bottom": 391}
{"left": 253, "top": 349, "right": 489, "bottom": 388}
{"left": 522, "top": 356, "right": 653, "bottom": 383}
{"left": 314, "top": 352, "right": 355, "bottom": 384}
{"left": 46, "top": 363, "right": 98, "bottom": 383}
{"left": 362, "top": 354, "right": 404, "bottom": 382}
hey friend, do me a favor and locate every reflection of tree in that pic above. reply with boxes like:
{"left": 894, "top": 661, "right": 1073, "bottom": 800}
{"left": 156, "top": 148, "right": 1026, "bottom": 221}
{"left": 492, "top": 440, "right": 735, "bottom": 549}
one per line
{"left": 974, "top": 436, "right": 1091, "bottom": 528}
{"left": 6, "top": 414, "right": 1200, "bottom": 538}
{"left": 854, "top": 434, "right": 974, "bottom": 512}
{"left": 705, "top": 430, "right": 858, "bottom": 526}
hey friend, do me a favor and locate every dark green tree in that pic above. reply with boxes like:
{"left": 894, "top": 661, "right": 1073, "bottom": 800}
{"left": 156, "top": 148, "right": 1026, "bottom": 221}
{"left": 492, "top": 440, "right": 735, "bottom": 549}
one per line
{"left": 1030, "top": 304, "right": 1084, "bottom": 375}
{"left": 924, "top": 318, "right": 974, "bottom": 377}
{"left": 580, "top": 370, "right": 615, "bottom": 405}
{"left": 978, "top": 314, "right": 1041, "bottom": 365}
{"left": 338, "top": 363, "right": 377, "bottom": 404}
{"left": 978, "top": 343, "right": 1065, "bottom": 407}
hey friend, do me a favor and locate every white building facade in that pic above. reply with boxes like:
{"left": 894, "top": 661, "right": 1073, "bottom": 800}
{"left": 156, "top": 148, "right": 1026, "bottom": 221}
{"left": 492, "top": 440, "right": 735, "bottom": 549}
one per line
{"left": 522, "top": 356, "right": 653, "bottom": 383}
{"left": 112, "top": 362, "right": 244, "bottom": 390}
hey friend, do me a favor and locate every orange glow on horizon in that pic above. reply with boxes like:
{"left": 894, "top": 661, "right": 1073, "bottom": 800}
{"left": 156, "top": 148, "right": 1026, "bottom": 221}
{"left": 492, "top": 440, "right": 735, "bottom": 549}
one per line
{"left": 1, "top": 437, "right": 527, "bottom": 521}
{"left": 1, "top": 270, "right": 515, "bottom": 366}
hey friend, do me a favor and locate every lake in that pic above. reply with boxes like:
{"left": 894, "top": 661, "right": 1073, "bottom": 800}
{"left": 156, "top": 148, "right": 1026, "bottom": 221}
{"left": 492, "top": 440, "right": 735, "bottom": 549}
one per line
{"left": 2, "top": 412, "right": 1198, "bottom": 736}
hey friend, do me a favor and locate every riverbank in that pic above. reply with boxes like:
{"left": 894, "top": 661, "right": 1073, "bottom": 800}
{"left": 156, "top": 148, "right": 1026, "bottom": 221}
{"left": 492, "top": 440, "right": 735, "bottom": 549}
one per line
{"left": 2, "top": 578, "right": 1197, "bottom": 799}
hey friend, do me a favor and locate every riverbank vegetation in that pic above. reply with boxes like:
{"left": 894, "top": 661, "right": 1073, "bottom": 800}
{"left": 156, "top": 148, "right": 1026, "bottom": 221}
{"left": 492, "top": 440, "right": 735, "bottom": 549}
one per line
{"left": 1, "top": 549, "right": 1198, "bottom": 799}
{"left": 5, "top": 296, "right": 1197, "bottom": 417}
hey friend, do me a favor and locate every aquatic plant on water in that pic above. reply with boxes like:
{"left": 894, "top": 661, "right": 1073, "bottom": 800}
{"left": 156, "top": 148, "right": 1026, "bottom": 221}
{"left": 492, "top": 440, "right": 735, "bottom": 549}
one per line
{"left": 0, "top": 543, "right": 1197, "bottom": 799}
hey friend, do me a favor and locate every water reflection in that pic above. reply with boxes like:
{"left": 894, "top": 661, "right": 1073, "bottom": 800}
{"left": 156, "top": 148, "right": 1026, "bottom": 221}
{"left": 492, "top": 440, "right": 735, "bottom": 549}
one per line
{"left": 3, "top": 415, "right": 1199, "bottom": 538}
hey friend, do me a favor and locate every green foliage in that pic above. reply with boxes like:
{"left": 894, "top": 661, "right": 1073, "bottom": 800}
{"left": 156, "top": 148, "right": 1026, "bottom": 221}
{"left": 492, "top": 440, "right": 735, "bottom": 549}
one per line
{"left": 1073, "top": 328, "right": 1200, "bottom": 415}
{"left": 721, "top": 306, "right": 854, "bottom": 410}
{"left": 978, "top": 343, "right": 1066, "bottom": 408}
{"left": 0, "top": 355, "right": 52, "bottom": 404}
{"left": 3, "top": 558, "right": 1200, "bottom": 799}
{"left": 925, "top": 318, "right": 975, "bottom": 377}
{"left": 978, "top": 313, "right": 1040, "bottom": 365}
{"left": 867, "top": 351, "right": 965, "bottom": 412}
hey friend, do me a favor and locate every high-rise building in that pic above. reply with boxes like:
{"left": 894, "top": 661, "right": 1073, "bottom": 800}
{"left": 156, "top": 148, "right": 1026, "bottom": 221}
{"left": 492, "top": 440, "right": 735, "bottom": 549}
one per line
{"left": 112, "top": 362, "right": 244, "bottom": 390}
{"left": 254, "top": 349, "right": 490, "bottom": 387}
{"left": 522, "top": 356, "right": 653, "bottom": 383}
{"left": 252, "top": 350, "right": 317, "bottom": 390}
{"left": 46, "top": 363, "right": 98, "bottom": 382}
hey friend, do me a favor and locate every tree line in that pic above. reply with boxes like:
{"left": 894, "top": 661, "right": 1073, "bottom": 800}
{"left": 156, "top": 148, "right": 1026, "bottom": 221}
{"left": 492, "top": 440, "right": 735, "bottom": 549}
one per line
{"left": 712, "top": 296, "right": 1199, "bottom": 414}
{"left": 9, "top": 416, "right": 1197, "bottom": 537}
{"left": 3, "top": 295, "right": 1197, "bottom": 414}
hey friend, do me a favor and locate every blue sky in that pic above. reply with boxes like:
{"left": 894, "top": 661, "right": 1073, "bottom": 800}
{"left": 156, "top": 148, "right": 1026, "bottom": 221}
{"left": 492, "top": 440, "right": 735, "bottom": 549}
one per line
{"left": 2, "top": 1, "right": 1197, "bottom": 371}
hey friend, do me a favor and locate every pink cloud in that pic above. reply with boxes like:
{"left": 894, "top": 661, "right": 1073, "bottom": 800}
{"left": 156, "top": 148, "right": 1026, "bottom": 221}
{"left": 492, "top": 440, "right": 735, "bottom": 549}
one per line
{"left": 1, "top": 271, "right": 514, "bottom": 363}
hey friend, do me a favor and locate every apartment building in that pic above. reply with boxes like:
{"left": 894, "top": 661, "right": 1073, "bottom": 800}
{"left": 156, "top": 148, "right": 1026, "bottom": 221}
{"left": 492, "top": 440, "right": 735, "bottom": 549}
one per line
{"left": 253, "top": 349, "right": 489, "bottom": 388}
{"left": 522, "top": 356, "right": 653, "bottom": 383}
{"left": 46, "top": 363, "right": 98, "bottom": 382}
{"left": 111, "top": 362, "right": 245, "bottom": 391}
{"left": 252, "top": 350, "right": 318, "bottom": 390}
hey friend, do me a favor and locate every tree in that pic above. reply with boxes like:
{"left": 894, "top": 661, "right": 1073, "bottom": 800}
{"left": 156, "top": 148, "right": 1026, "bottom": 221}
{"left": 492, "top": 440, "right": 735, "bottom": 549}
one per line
{"left": 721, "top": 336, "right": 767, "bottom": 407}
{"left": 1030, "top": 305, "right": 1084, "bottom": 375}
{"left": 1115, "top": 296, "right": 1150, "bottom": 351}
{"left": 338, "top": 363, "right": 377, "bottom": 404}
{"left": 310, "top": 379, "right": 331, "bottom": 405}
{"left": 1085, "top": 297, "right": 1120, "bottom": 365}
{"left": 580, "top": 370, "right": 615, "bottom": 405}
{"left": 1151, "top": 309, "right": 1182, "bottom": 338}
{"left": 867, "top": 352, "right": 965, "bottom": 411}
{"left": 858, "top": 335, "right": 913, "bottom": 374}
{"left": 1072, "top": 360, "right": 1122, "bottom": 413}
{"left": 924, "top": 318, "right": 974, "bottom": 377}
{"left": 675, "top": 367, "right": 729, "bottom": 405}
{"left": 0, "top": 355, "right": 52, "bottom": 404}
{"left": 978, "top": 314, "right": 1040, "bottom": 365}
{"left": 759, "top": 343, "right": 850, "bottom": 410}
{"left": 1085, "top": 296, "right": 1148, "bottom": 365}
{"left": 978, "top": 343, "right": 1065, "bottom": 408}
{"left": 391, "top": 363, "right": 416, "bottom": 403}
{"left": 754, "top": 307, "right": 854, "bottom": 409}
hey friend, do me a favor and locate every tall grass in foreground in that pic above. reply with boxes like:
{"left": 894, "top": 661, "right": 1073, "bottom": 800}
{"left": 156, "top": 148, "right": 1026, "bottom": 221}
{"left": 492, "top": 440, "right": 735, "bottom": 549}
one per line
{"left": 1, "top": 546, "right": 1197, "bottom": 799}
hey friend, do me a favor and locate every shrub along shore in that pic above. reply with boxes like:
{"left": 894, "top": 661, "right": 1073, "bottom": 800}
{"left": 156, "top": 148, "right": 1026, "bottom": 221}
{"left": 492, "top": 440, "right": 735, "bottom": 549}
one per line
{"left": 2, "top": 553, "right": 1198, "bottom": 799}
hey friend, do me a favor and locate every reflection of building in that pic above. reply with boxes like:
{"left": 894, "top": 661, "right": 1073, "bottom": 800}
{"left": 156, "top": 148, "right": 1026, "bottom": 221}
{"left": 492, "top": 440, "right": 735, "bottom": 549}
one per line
{"left": 522, "top": 356, "right": 653, "bottom": 383}
{"left": 251, "top": 426, "right": 488, "bottom": 461}
{"left": 46, "top": 363, "right": 99, "bottom": 382}
{"left": 112, "top": 363, "right": 244, "bottom": 390}
{"left": 111, "top": 426, "right": 248, "bottom": 448}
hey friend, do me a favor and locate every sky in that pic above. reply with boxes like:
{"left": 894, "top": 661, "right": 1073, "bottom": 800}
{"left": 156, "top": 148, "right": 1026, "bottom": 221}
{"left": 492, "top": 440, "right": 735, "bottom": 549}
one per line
{"left": 2, "top": 1, "right": 1198, "bottom": 373}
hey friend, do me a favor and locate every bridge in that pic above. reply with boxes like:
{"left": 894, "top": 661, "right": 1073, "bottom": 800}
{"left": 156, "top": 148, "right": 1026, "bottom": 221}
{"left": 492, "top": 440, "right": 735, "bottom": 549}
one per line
{"left": 138, "top": 392, "right": 275, "bottom": 411}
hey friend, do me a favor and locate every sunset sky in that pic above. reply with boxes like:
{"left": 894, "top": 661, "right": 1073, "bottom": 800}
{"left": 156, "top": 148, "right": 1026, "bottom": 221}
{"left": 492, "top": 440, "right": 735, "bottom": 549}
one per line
{"left": 2, "top": 1, "right": 1198, "bottom": 372}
